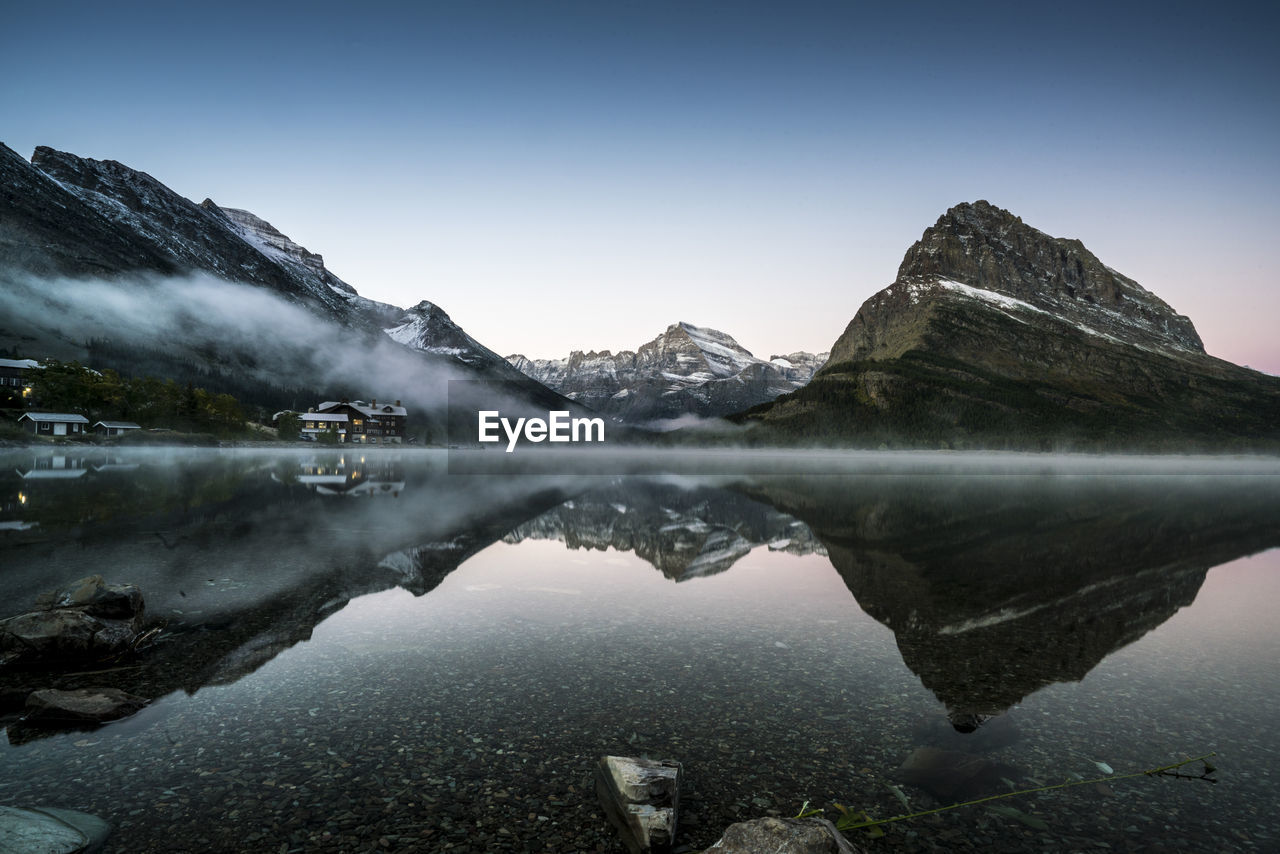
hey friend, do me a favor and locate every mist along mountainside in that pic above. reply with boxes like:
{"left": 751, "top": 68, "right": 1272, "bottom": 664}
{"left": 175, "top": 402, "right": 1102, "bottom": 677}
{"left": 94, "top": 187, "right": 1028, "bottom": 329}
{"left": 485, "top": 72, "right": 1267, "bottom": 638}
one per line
{"left": 734, "top": 201, "right": 1280, "bottom": 451}
{"left": 507, "top": 323, "right": 827, "bottom": 423}
{"left": 0, "top": 143, "right": 572, "bottom": 429}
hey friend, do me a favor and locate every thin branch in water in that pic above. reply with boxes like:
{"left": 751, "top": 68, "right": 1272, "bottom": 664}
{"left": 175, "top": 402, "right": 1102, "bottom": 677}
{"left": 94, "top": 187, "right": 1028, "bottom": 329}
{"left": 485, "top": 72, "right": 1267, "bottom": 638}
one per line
{"left": 835, "top": 753, "right": 1219, "bottom": 833}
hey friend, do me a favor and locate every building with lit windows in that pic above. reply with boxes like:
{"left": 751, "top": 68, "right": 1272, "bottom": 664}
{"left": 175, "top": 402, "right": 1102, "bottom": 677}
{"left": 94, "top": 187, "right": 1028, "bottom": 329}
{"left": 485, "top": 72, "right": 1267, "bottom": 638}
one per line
{"left": 302, "top": 399, "right": 407, "bottom": 444}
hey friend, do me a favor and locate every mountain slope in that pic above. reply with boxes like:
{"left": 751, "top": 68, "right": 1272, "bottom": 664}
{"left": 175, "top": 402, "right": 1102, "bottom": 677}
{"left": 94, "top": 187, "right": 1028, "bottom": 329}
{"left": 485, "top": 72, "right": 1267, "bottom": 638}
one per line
{"left": 0, "top": 144, "right": 566, "bottom": 421}
{"left": 736, "top": 201, "right": 1280, "bottom": 450}
{"left": 508, "top": 322, "right": 827, "bottom": 423}
{"left": 0, "top": 142, "right": 178, "bottom": 278}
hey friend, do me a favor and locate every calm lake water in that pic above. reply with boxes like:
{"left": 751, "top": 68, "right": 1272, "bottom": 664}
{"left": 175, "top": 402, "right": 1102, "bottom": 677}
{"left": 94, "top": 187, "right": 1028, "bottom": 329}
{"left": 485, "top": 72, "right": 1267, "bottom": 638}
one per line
{"left": 2, "top": 449, "right": 1279, "bottom": 853}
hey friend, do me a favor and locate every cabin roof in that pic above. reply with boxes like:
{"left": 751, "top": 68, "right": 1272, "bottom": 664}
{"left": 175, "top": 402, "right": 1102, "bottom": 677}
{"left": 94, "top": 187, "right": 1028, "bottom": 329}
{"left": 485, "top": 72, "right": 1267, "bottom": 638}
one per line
{"left": 18, "top": 412, "right": 90, "bottom": 424}
{"left": 317, "top": 400, "right": 408, "bottom": 417}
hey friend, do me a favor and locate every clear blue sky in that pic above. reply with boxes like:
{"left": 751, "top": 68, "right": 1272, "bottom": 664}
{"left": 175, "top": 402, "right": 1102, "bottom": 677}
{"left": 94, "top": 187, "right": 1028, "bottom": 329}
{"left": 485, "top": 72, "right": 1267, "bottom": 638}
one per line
{"left": 4, "top": 0, "right": 1278, "bottom": 371}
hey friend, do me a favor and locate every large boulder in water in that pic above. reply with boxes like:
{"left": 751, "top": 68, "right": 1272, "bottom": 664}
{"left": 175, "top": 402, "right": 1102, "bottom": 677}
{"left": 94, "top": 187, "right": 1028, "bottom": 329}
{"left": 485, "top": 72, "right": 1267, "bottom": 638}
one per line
{"left": 0, "top": 610, "right": 138, "bottom": 661}
{"left": 0, "top": 576, "right": 145, "bottom": 666}
{"left": 35, "top": 575, "right": 145, "bottom": 621}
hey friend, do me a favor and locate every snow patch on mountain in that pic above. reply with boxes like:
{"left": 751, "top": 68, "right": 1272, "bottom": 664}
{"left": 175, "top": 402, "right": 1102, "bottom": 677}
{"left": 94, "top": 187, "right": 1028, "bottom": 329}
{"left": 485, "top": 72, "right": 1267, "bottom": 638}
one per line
{"left": 914, "top": 279, "right": 1193, "bottom": 355}
{"left": 506, "top": 323, "right": 828, "bottom": 422}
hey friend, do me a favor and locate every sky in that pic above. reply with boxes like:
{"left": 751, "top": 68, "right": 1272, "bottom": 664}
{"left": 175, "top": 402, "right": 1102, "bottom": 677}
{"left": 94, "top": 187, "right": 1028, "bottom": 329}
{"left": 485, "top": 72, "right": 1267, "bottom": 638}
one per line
{"left": 3, "top": 0, "right": 1278, "bottom": 371}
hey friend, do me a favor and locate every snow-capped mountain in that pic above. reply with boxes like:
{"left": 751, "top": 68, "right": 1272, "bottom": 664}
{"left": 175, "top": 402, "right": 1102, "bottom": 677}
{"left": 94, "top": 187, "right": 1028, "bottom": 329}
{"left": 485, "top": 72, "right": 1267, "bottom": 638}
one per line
{"left": 740, "top": 200, "right": 1280, "bottom": 449}
{"left": 383, "top": 300, "right": 512, "bottom": 369}
{"left": 0, "top": 143, "right": 559, "bottom": 412}
{"left": 507, "top": 322, "right": 828, "bottom": 423}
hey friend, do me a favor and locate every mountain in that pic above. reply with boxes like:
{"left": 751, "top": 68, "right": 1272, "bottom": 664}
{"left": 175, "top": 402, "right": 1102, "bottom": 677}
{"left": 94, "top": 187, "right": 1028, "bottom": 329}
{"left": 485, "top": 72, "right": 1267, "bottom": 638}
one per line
{"left": 507, "top": 322, "right": 827, "bottom": 424}
{"left": 0, "top": 143, "right": 566, "bottom": 423}
{"left": 744, "top": 473, "right": 1280, "bottom": 724}
{"left": 503, "top": 480, "right": 826, "bottom": 580}
{"left": 736, "top": 200, "right": 1280, "bottom": 450}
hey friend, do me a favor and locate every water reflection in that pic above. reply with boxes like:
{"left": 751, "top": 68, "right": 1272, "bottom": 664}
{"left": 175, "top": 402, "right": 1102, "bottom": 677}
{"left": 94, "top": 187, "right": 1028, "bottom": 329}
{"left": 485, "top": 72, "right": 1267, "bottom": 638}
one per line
{"left": 4, "top": 450, "right": 1280, "bottom": 741}
{"left": 4, "top": 449, "right": 1280, "bottom": 852}
{"left": 504, "top": 480, "right": 826, "bottom": 580}
{"left": 290, "top": 455, "right": 406, "bottom": 497}
{"left": 741, "top": 475, "right": 1280, "bottom": 727}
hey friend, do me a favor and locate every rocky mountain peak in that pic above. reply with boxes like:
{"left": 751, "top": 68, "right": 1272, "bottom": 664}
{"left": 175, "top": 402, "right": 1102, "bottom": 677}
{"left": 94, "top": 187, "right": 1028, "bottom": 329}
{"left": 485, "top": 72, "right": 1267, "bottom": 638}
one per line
{"left": 408, "top": 299, "right": 444, "bottom": 315}
{"left": 889, "top": 200, "right": 1203, "bottom": 353}
{"left": 31, "top": 146, "right": 171, "bottom": 204}
{"left": 506, "top": 323, "right": 828, "bottom": 422}
{"left": 382, "top": 299, "right": 510, "bottom": 369}
{"left": 21, "top": 146, "right": 329, "bottom": 303}
{"left": 744, "top": 200, "right": 1280, "bottom": 451}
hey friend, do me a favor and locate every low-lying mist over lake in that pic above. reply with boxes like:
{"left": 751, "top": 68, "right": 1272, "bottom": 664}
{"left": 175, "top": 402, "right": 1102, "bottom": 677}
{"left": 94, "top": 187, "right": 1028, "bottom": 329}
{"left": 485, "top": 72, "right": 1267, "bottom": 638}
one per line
{"left": 3, "top": 448, "right": 1278, "bottom": 852}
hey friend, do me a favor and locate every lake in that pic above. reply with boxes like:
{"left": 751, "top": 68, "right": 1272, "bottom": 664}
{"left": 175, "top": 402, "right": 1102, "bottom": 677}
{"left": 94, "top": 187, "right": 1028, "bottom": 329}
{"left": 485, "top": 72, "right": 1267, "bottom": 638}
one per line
{"left": 2, "top": 448, "right": 1279, "bottom": 853}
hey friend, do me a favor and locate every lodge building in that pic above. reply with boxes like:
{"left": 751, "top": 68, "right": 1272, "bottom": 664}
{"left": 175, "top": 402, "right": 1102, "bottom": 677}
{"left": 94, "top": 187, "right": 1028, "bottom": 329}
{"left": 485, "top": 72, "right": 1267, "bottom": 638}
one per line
{"left": 301, "top": 399, "right": 407, "bottom": 444}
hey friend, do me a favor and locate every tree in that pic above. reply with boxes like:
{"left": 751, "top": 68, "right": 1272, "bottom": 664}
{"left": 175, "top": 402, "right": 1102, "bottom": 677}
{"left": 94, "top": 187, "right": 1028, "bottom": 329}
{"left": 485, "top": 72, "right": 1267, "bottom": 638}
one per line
{"left": 277, "top": 412, "right": 301, "bottom": 441}
{"left": 317, "top": 424, "right": 340, "bottom": 445}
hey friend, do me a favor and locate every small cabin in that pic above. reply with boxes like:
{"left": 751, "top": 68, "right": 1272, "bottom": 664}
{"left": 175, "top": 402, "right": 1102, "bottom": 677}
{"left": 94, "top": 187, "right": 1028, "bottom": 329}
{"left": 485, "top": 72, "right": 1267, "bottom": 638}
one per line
{"left": 93, "top": 420, "right": 142, "bottom": 437}
{"left": 17, "top": 412, "right": 90, "bottom": 437}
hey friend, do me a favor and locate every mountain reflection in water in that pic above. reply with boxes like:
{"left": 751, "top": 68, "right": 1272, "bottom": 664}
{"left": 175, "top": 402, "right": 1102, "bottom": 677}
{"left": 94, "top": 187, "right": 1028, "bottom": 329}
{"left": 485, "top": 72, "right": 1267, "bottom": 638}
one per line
{"left": 4, "top": 450, "right": 1277, "bottom": 733}
{"left": 2, "top": 450, "right": 1280, "bottom": 850}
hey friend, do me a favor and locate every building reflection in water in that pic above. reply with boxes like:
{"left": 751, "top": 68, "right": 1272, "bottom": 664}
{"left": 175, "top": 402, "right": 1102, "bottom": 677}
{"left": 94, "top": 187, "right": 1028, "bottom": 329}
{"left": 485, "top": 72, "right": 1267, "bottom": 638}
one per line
{"left": 290, "top": 455, "right": 406, "bottom": 497}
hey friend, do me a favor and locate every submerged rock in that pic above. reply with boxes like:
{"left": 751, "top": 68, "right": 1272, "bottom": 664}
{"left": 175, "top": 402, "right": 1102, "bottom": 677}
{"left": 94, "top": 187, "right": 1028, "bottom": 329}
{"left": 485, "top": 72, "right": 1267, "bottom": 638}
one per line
{"left": 8, "top": 688, "right": 151, "bottom": 745}
{"left": 0, "top": 805, "right": 110, "bottom": 853}
{"left": 23, "top": 688, "right": 150, "bottom": 725}
{"left": 596, "top": 755, "right": 682, "bottom": 854}
{"left": 700, "top": 816, "right": 863, "bottom": 853}
{"left": 893, "top": 746, "right": 1023, "bottom": 801}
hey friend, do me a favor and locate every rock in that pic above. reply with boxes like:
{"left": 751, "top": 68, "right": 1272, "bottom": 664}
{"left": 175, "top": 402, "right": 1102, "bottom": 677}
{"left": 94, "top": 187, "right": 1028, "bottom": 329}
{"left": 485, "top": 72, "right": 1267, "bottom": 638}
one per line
{"left": 700, "top": 817, "right": 863, "bottom": 853}
{"left": 35, "top": 575, "right": 145, "bottom": 621}
{"left": 0, "top": 609, "right": 140, "bottom": 663}
{"left": 596, "top": 755, "right": 682, "bottom": 854}
{"left": 23, "top": 688, "right": 150, "bottom": 725}
{"left": 893, "top": 746, "right": 1023, "bottom": 802}
{"left": 0, "top": 805, "right": 110, "bottom": 853}
{"left": 0, "top": 576, "right": 145, "bottom": 666}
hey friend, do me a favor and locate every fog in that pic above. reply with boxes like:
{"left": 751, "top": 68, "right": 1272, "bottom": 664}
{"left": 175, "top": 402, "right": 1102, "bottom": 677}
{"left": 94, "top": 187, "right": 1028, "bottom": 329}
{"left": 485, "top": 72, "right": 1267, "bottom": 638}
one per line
{"left": 443, "top": 444, "right": 1280, "bottom": 476}
{"left": 0, "top": 270, "right": 473, "bottom": 410}
{"left": 638, "top": 413, "right": 747, "bottom": 434}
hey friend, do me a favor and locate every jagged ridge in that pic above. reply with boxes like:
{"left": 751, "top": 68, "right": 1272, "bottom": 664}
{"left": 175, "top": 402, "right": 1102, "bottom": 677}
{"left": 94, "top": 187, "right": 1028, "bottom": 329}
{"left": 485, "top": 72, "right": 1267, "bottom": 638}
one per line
{"left": 508, "top": 322, "right": 828, "bottom": 423}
